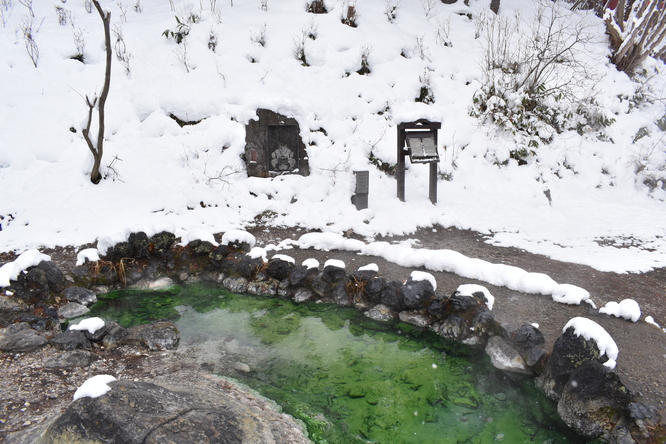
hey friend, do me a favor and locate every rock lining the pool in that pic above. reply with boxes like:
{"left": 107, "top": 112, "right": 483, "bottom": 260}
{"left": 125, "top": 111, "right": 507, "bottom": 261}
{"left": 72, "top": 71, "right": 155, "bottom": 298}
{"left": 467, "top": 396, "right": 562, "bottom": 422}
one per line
{"left": 1, "top": 229, "right": 663, "bottom": 443}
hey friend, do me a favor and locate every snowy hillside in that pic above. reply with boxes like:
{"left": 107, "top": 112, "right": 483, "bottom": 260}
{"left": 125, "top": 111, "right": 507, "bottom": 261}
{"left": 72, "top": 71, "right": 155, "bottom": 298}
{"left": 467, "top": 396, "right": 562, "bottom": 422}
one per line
{"left": 0, "top": 0, "right": 665, "bottom": 273}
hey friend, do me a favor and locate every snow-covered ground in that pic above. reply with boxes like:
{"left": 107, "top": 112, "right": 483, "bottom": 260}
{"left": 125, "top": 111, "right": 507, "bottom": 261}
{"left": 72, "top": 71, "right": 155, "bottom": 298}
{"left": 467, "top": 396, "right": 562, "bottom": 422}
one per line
{"left": 1, "top": 0, "right": 665, "bottom": 277}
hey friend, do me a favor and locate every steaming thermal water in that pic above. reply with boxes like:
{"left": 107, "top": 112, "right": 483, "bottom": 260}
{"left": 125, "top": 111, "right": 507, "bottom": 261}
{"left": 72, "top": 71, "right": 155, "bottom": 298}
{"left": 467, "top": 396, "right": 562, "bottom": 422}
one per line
{"left": 88, "top": 284, "right": 593, "bottom": 444}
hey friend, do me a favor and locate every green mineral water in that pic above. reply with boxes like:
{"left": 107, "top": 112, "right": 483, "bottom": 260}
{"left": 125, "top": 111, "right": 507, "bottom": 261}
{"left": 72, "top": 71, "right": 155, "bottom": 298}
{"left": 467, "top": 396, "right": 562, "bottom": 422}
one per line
{"left": 88, "top": 284, "right": 591, "bottom": 444}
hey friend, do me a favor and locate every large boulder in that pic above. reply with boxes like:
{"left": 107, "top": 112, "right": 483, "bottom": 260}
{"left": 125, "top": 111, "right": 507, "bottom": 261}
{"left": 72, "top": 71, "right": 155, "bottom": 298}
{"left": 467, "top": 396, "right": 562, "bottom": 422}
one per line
{"left": 14, "top": 375, "right": 309, "bottom": 444}
{"left": 536, "top": 327, "right": 605, "bottom": 400}
{"left": 557, "top": 361, "right": 633, "bottom": 441}
{"left": 63, "top": 286, "right": 97, "bottom": 306}
{"left": 0, "top": 323, "right": 47, "bottom": 352}
{"left": 401, "top": 277, "right": 435, "bottom": 309}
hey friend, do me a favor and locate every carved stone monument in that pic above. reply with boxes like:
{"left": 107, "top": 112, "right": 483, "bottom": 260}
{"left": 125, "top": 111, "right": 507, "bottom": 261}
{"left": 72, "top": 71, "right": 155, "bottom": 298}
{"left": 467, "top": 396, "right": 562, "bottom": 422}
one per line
{"left": 244, "top": 109, "right": 310, "bottom": 178}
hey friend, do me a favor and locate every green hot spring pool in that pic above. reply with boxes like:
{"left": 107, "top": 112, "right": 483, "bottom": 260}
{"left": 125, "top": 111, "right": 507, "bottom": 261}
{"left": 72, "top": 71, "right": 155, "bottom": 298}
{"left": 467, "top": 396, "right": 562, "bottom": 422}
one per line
{"left": 85, "top": 283, "right": 591, "bottom": 444}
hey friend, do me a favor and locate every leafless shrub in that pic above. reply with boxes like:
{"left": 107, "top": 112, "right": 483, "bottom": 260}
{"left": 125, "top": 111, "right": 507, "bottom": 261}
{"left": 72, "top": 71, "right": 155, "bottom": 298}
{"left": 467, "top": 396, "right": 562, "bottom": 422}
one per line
{"left": 113, "top": 23, "right": 132, "bottom": 75}
{"left": 341, "top": 1, "right": 357, "bottom": 27}
{"left": 85, "top": 0, "right": 92, "bottom": 13}
{"left": 413, "top": 35, "right": 431, "bottom": 61}
{"left": 116, "top": 1, "right": 128, "bottom": 23}
{"left": 250, "top": 22, "right": 267, "bottom": 46}
{"left": 18, "top": 16, "right": 42, "bottom": 67}
{"left": 1, "top": 0, "right": 14, "bottom": 28}
{"left": 210, "top": 0, "right": 221, "bottom": 23}
{"left": 384, "top": 0, "right": 399, "bottom": 23}
{"left": 293, "top": 29, "right": 308, "bottom": 66}
{"left": 605, "top": 0, "right": 666, "bottom": 74}
{"left": 72, "top": 27, "right": 85, "bottom": 62}
{"left": 173, "top": 37, "right": 190, "bottom": 72}
{"left": 304, "top": 17, "right": 317, "bottom": 40}
{"left": 436, "top": 17, "right": 452, "bottom": 47}
{"left": 17, "top": 0, "right": 32, "bottom": 17}
{"left": 260, "top": 0, "right": 268, "bottom": 11}
{"left": 306, "top": 0, "right": 327, "bottom": 14}
{"left": 420, "top": 0, "right": 437, "bottom": 20}
{"left": 134, "top": 0, "right": 141, "bottom": 13}
{"left": 208, "top": 28, "right": 218, "bottom": 51}
{"left": 416, "top": 70, "right": 434, "bottom": 103}
{"left": 54, "top": 5, "right": 67, "bottom": 25}
{"left": 357, "top": 44, "right": 372, "bottom": 75}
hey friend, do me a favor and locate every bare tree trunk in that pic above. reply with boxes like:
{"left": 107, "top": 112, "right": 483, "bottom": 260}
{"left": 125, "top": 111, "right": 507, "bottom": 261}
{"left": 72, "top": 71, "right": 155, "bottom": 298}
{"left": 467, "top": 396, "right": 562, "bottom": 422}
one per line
{"left": 490, "top": 0, "right": 500, "bottom": 14}
{"left": 82, "top": 0, "right": 111, "bottom": 184}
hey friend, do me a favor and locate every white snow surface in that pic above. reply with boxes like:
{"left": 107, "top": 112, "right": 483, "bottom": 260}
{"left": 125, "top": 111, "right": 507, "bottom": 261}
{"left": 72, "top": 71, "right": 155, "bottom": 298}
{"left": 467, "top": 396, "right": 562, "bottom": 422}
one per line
{"left": 409, "top": 271, "right": 437, "bottom": 291}
{"left": 69, "top": 317, "right": 106, "bottom": 334}
{"left": 302, "top": 258, "right": 320, "bottom": 269}
{"left": 599, "top": 299, "right": 642, "bottom": 322}
{"left": 0, "top": 249, "right": 50, "bottom": 287}
{"left": 73, "top": 375, "right": 117, "bottom": 401}
{"left": 248, "top": 247, "right": 267, "bottom": 261}
{"left": 179, "top": 229, "right": 218, "bottom": 246}
{"left": 456, "top": 284, "right": 495, "bottom": 310}
{"left": 221, "top": 230, "right": 256, "bottom": 248}
{"left": 563, "top": 317, "right": 619, "bottom": 369}
{"left": 551, "top": 284, "right": 595, "bottom": 308}
{"left": 76, "top": 248, "right": 101, "bottom": 266}
{"left": 272, "top": 254, "right": 295, "bottom": 264}
{"left": 358, "top": 263, "right": 379, "bottom": 272}
{"left": 1, "top": 0, "right": 666, "bottom": 280}
{"left": 325, "top": 259, "right": 346, "bottom": 269}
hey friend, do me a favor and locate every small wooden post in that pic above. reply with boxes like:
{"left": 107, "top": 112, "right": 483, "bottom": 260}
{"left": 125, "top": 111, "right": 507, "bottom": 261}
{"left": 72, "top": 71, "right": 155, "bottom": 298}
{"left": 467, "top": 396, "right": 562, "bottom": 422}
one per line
{"left": 397, "top": 125, "right": 406, "bottom": 202}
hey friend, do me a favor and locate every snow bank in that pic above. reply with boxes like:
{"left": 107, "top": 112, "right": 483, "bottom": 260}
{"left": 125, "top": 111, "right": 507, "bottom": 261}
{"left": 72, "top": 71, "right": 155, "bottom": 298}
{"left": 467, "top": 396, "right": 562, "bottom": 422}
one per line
{"left": 599, "top": 299, "right": 641, "bottom": 322}
{"left": 69, "top": 317, "right": 106, "bottom": 334}
{"left": 0, "top": 249, "right": 51, "bottom": 287}
{"left": 298, "top": 233, "right": 365, "bottom": 252}
{"left": 73, "top": 375, "right": 117, "bottom": 401}
{"left": 456, "top": 284, "right": 495, "bottom": 310}
{"left": 409, "top": 271, "right": 437, "bottom": 291}
{"left": 221, "top": 230, "right": 256, "bottom": 249}
{"left": 552, "top": 284, "right": 595, "bottom": 308}
{"left": 563, "top": 317, "right": 619, "bottom": 369}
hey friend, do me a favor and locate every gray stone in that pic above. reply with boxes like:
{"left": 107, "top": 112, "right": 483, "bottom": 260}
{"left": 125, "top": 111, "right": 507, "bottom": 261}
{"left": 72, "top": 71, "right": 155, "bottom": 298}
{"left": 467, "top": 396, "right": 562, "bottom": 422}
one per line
{"left": 484, "top": 336, "right": 531, "bottom": 374}
{"left": 58, "top": 302, "right": 90, "bottom": 320}
{"left": 0, "top": 295, "right": 28, "bottom": 312}
{"left": 123, "top": 321, "right": 180, "bottom": 351}
{"left": 45, "top": 349, "right": 97, "bottom": 368}
{"left": 36, "top": 261, "right": 66, "bottom": 293}
{"left": 436, "top": 315, "right": 469, "bottom": 341}
{"left": 23, "top": 377, "right": 309, "bottom": 444}
{"left": 0, "top": 326, "right": 47, "bottom": 352}
{"left": 322, "top": 264, "right": 346, "bottom": 283}
{"left": 398, "top": 310, "right": 431, "bottom": 328}
{"left": 293, "top": 288, "right": 313, "bottom": 303}
{"left": 247, "top": 279, "right": 278, "bottom": 296}
{"left": 364, "top": 304, "right": 396, "bottom": 322}
{"left": 63, "top": 286, "right": 97, "bottom": 306}
{"left": 223, "top": 276, "right": 248, "bottom": 294}
{"left": 50, "top": 330, "right": 91, "bottom": 351}
{"left": 401, "top": 278, "right": 435, "bottom": 309}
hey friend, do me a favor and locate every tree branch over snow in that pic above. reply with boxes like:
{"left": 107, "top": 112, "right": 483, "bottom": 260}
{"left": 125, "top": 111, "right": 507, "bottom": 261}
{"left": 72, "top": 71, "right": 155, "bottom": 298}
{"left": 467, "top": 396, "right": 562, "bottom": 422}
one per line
{"left": 82, "top": 0, "right": 112, "bottom": 184}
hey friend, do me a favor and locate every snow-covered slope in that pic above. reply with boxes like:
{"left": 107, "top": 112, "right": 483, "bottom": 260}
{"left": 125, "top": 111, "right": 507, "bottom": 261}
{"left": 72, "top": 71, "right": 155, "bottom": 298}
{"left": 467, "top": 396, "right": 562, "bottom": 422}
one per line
{"left": 0, "top": 0, "right": 665, "bottom": 273}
